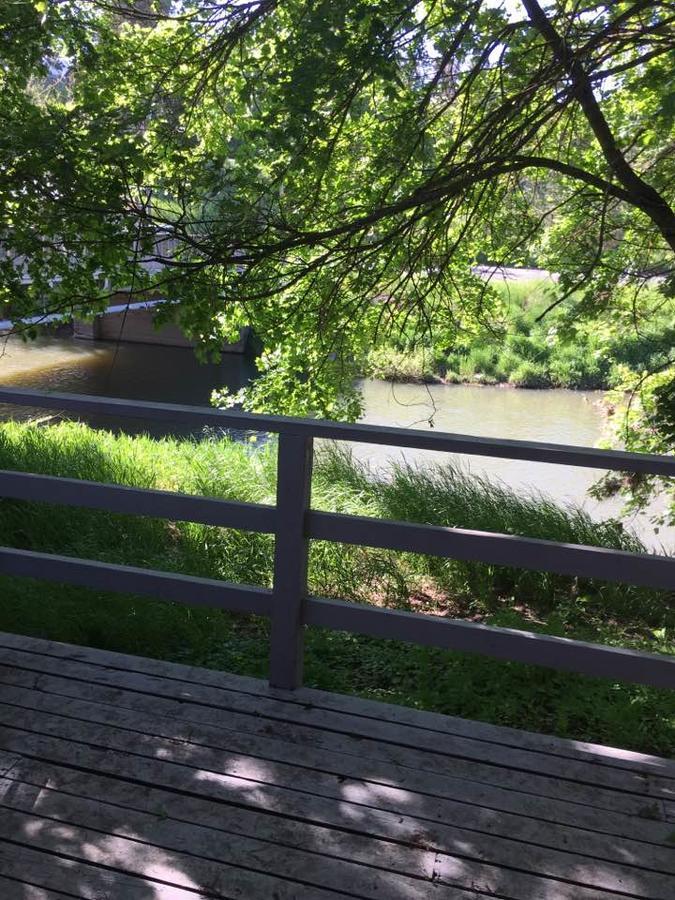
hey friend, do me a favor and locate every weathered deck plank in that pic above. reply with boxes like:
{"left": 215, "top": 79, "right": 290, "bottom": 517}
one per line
{"left": 0, "top": 632, "right": 673, "bottom": 900}
{"left": 1, "top": 756, "right": 655, "bottom": 900}
{"left": 0, "top": 839, "right": 215, "bottom": 899}
{"left": 3, "top": 716, "right": 672, "bottom": 897}
{"left": 0, "top": 675, "right": 673, "bottom": 874}
{"left": 0, "top": 874, "right": 74, "bottom": 900}
{"left": 3, "top": 631, "right": 672, "bottom": 777}
{"left": 0, "top": 642, "right": 671, "bottom": 812}
{"left": 8, "top": 778, "right": 615, "bottom": 900}
{"left": 0, "top": 664, "right": 669, "bottom": 848}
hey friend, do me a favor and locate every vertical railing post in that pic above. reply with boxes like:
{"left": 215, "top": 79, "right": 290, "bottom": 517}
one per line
{"left": 269, "top": 432, "right": 313, "bottom": 689}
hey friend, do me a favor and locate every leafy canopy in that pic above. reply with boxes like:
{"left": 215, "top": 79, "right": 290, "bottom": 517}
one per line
{"left": 1, "top": 1, "right": 673, "bottom": 416}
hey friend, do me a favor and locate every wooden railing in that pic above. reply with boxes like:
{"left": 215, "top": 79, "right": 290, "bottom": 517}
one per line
{"left": 0, "top": 386, "right": 673, "bottom": 691}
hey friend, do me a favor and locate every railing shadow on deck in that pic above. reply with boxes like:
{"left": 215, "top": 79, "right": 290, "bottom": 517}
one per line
{"left": 0, "top": 386, "right": 671, "bottom": 695}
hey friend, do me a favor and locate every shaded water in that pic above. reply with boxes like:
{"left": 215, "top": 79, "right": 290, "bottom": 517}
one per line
{"left": 0, "top": 335, "right": 256, "bottom": 437}
{"left": 0, "top": 335, "right": 670, "bottom": 550}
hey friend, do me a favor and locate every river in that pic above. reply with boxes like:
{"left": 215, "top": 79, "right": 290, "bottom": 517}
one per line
{"left": 357, "top": 379, "right": 673, "bottom": 552}
{"left": 0, "top": 334, "right": 671, "bottom": 551}
{"left": 0, "top": 335, "right": 257, "bottom": 435}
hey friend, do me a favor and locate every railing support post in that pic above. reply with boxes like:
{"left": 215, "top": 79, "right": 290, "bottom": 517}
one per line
{"left": 269, "top": 432, "right": 313, "bottom": 689}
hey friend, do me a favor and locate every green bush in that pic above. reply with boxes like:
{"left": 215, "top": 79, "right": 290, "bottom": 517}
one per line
{"left": 494, "top": 349, "right": 521, "bottom": 380}
{"left": 549, "top": 346, "right": 610, "bottom": 389}
{"left": 505, "top": 332, "right": 550, "bottom": 363}
{"left": 366, "top": 346, "right": 436, "bottom": 382}
{"left": 509, "top": 361, "right": 552, "bottom": 388}
{"left": 362, "top": 284, "right": 672, "bottom": 394}
{"left": 492, "top": 278, "right": 556, "bottom": 315}
{"left": 459, "top": 346, "right": 501, "bottom": 379}
{"left": 606, "top": 326, "right": 675, "bottom": 373}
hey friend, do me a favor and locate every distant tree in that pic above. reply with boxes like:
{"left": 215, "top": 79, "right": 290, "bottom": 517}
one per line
{"left": 1, "top": 1, "right": 673, "bottom": 417}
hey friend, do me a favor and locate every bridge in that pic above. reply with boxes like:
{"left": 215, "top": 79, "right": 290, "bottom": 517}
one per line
{"left": 0, "top": 295, "right": 250, "bottom": 352}
{"left": 72, "top": 296, "right": 251, "bottom": 352}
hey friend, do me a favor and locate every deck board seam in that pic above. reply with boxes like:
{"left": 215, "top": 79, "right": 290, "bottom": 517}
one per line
{"left": 1, "top": 694, "right": 664, "bottom": 827}
{"left": 0, "top": 871, "right": 82, "bottom": 899}
{"left": 4, "top": 758, "right": 673, "bottom": 879}
{"left": 2, "top": 669, "right": 668, "bottom": 840}
{"left": 0, "top": 811, "right": 374, "bottom": 900}
{"left": 5, "top": 742, "right": 671, "bottom": 874}
{"left": 0, "top": 776, "right": 444, "bottom": 881}
{"left": 8, "top": 674, "right": 661, "bottom": 795}
{"left": 0, "top": 837, "right": 245, "bottom": 900}
{"left": 3, "top": 684, "right": 672, "bottom": 847}
{"left": 24, "top": 650, "right": 674, "bottom": 774}
{"left": 6, "top": 686, "right": 669, "bottom": 845}
{"left": 1, "top": 634, "right": 673, "bottom": 900}
{"left": 0, "top": 796, "right": 662, "bottom": 900}
{"left": 0, "top": 696, "right": 666, "bottom": 834}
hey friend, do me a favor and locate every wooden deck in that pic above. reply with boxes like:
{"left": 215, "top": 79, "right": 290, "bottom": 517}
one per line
{"left": 0, "top": 633, "right": 673, "bottom": 900}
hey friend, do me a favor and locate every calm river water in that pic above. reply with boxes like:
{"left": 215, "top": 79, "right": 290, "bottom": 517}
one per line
{"left": 0, "top": 335, "right": 671, "bottom": 551}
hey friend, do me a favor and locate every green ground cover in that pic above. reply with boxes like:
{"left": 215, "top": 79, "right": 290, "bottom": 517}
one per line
{"left": 365, "top": 281, "right": 675, "bottom": 390}
{"left": 0, "top": 420, "right": 672, "bottom": 754}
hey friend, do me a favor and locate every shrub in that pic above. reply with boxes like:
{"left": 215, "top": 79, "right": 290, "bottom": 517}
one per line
{"left": 509, "top": 361, "right": 552, "bottom": 388}
{"left": 443, "top": 350, "right": 463, "bottom": 373}
{"left": 366, "top": 347, "right": 435, "bottom": 382}
{"left": 505, "top": 332, "right": 550, "bottom": 363}
{"left": 431, "top": 345, "right": 449, "bottom": 370}
{"left": 492, "top": 278, "right": 556, "bottom": 315}
{"left": 459, "top": 346, "right": 501, "bottom": 379}
{"left": 442, "top": 369, "right": 462, "bottom": 384}
{"left": 606, "top": 326, "right": 675, "bottom": 373}
{"left": 495, "top": 349, "right": 522, "bottom": 381}
{"left": 548, "top": 345, "right": 610, "bottom": 389}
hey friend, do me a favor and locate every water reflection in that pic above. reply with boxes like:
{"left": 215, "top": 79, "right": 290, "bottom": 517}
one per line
{"left": 0, "top": 335, "right": 257, "bottom": 438}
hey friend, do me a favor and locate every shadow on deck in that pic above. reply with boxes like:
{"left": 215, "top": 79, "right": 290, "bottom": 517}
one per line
{"left": 0, "top": 631, "right": 673, "bottom": 900}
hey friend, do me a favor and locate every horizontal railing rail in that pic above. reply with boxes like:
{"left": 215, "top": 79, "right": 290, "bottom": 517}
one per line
{"left": 0, "top": 387, "right": 672, "bottom": 691}
{"left": 2, "top": 386, "right": 674, "bottom": 474}
{"left": 0, "top": 469, "right": 277, "bottom": 533}
{"left": 0, "top": 546, "right": 272, "bottom": 616}
{"left": 309, "top": 511, "right": 675, "bottom": 590}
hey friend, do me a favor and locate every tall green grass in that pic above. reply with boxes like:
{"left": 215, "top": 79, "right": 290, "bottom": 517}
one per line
{"left": 0, "top": 421, "right": 672, "bottom": 753}
{"left": 314, "top": 447, "right": 662, "bottom": 622}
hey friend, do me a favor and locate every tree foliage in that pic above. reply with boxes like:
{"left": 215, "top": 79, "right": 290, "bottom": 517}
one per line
{"left": 1, "top": 1, "right": 674, "bottom": 416}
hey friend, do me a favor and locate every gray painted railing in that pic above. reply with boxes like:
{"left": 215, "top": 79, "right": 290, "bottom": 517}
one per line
{"left": 0, "top": 386, "right": 673, "bottom": 691}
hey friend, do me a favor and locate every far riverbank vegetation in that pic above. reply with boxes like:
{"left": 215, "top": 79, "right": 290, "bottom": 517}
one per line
{"left": 364, "top": 282, "right": 674, "bottom": 391}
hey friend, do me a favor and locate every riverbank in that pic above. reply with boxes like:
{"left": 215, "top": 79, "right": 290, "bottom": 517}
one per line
{"left": 0, "top": 420, "right": 672, "bottom": 754}
{"left": 364, "top": 282, "right": 674, "bottom": 391}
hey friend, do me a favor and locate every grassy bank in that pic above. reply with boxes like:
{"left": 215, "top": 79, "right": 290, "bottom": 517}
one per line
{"left": 0, "top": 420, "right": 672, "bottom": 754}
{"left": 365, "top": 281, "right": 675, "bottom": 389}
